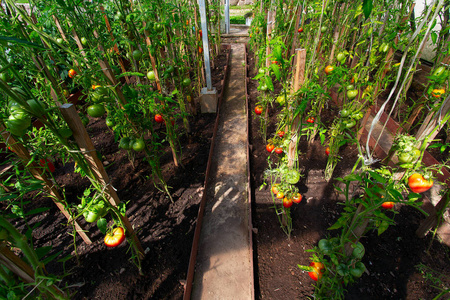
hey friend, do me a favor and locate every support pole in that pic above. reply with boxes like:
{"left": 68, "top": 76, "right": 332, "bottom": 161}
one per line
{"left": 225, "top": 0, "right": 230, "bottom": 34}
{"left": 198, "top": 0, "right": 213, "bottom": 90}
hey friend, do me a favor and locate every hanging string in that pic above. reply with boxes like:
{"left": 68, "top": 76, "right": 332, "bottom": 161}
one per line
{"left": 364, "top": 0, "right": 445, "bottom": 165}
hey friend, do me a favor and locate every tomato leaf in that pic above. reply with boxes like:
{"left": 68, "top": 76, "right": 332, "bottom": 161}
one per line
{"left": 35, "top": 246, "right": 52, "bottom": 260}
{"left": 97, "top": 217, "right": 107, "bottom": 234}
{"left": 117, "top": 72, "right": 145, "bottom": 78}
{"left": 377, "top": 220, "right": 389, "bottom": 235}
{"left": 362, "top": 0, "right": 373, "bottom": 19}
{"left": 264, "top": 76, "right": 274, "bottom": 92}
{"left": 431, "top": 32, "right": 438, "bottom": 44}
{"left": 270, "top": 63, "right": 281, "bottom": 82}
{"left": 253, "top": 73, "right": 264, "bottom": 80}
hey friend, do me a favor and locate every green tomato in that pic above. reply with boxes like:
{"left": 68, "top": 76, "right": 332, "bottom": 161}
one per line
{"left": 320, "top": 26, "right": 327, "bottom": 33}
{"left": 276, "top": 94, "right": 286, "bottom": 106}
{"left": 119, "top": 137, "right": 132, "bottom": 150}
{"left": 352, "top": 112, "right": 364, "bottom": 120}
{"left": 340, "top": 109, "right": 350, "bottom": 118}
{"left": 147, "top": 71, "right": 156, "bottom": 80}
{"left": 433, "top": 66, "right": 446, "bottom": 77}
{"left": 352, "top": 242, "right": 365, "bottom": 259}
{"left": 347, "top": 89, "right": 358, "bottom": 99}
{"left": 81, "top": 37, "right": 87, "bottom": 46}
{"left": 7, "top": 114, "right": 31, "bottom": 130}
{"left": 182, "top": 78, "right": 191, "bottom": 86}
{"left": 80, "top": 114, "right": 89, "bottom": 126}
{"left": 318, "top": 239, "right": 333, "bottom": 255}
{"left": 344, "top": 119, "right": 356, "bottom": 129}
{"left": 336, "top": 52, "right": 346, "bottom": 63}
{"left": 87, "top": 104, "right": 105, "bottom": 118}
{"left": 105, "top": 117, "right": 114, "bottom": 127}
{"left": 398, "top": 152, "right": 414, "bottom": 164}
{"left": 132, "top": 50, "right": 142, "bottom": 61}
{"left": 350, "top": 262, "right": 366, "bottom": 278}
{"left": 83, "top": 210, "right": 100, "bottom": 223}
{"left": 132, "top": 139, "right": 145, "bottom": 151}
{"left": 337, "top": 264, "right": 349, "bottom": 277}
{"left": 258, "top": 68, "right": 265, "bottom": 74}
{"left": 56, "top": 38, "right": 64, "bottom": 44}
{"left": 260, "top": 84, "right": 268, "bottom": 91}
{"left": 0, "top": 72, "right": 12, "bottom": 82}
{"left": 166, "top": 65, "right": 175, "bottom": 74}
{"left": 285, "top": 169, "right": 300, "bottom": 184}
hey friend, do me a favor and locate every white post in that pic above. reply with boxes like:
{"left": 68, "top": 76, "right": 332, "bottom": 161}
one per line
{"left": 225, "top": 0, "right": 230, "bottom": 34}
{"left": 198, "top": 0, "right": 213, "bottom": 90}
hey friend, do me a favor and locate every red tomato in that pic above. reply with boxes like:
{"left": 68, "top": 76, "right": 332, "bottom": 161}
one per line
{"left": 275, "top": 147, "right": 283, "bottom": 154}
{"left": 277, "top": 131, "right": 285, "bottom": 137}
{"left": 324, "top": 65, "right": 334, "bottom": 75}
{"left": 104, "top": 227, "right": 125, "bottom": 248}
{"left": 198, "top": 46, "right": 203, "bottom": 54}
{"left": 325, "top": 147, "right": 330, "bottom": 156}
{"left": 308, "top": 262, "right": 325, "bottom": 281}
{"left": 283, "top": 197, "right": 293, "bottom": 208}
{"left": 408, "top": 173, "right": 433, "bottom": 193}
{"left": 298, "top": 27, "right": 303, "bottom": 33}
{"left": 266, "top": 144, "right": 275, "bottom": 153}
{"left": 255, "top": 106, "right": 263, "bottom": 115}
{"left": 271, "top": 184, "right": 279, "bottom": 194}
{"left": 306, "top": 117, "right": 315, "bottom": 123}
{"left": 381, "top": 202, "right": 394, "bottom": 209}
{"left": 292, "top": 193, "right": 302, "bottom": 204}
{"left": 39, "top": 158, "right": 56, "bottom": 173}
{"left": 68, "top": 69, "right": 77, "bottom": 78}
{"left": 154, "top": 114, "right": 164, "bottom": 123}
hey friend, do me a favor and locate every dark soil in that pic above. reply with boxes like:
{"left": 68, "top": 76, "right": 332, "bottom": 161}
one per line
{"left": 4, "top": 48, "right": 229, "bottom": 300}
{"left": 247, "top": 50, "right": 450, "bottom": 300}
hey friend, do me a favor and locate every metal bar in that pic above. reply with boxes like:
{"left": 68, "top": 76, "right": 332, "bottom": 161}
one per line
{"left": 198, "top": 0, "right": 213, "bottom": 90}
{"left": 225, "top": 0, "right": 230, "bottom": 34}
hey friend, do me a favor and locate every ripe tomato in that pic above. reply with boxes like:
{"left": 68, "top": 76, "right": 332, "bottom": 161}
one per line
{"left": 198, "top": 46, "right": 203, "bottom": 54}
{"left": 271, "top": 184, "right": 279, "bottom": 194}
{"left": 292, "top": 193, "right": 302, "bottom": 204}
{"left": 154, "top": 114, "right": 164, "bottom": 123}
{"left": 68, "top": 69, "right": 77, "bottom": 78}
{"left": 283, "top": 197, "right": 293, "bottom": 208}
{"left": 266, "top": 144, "right": 275, "bottom": 153}
{"left": 298, "top": 27, "right": 303, "bottom": 33}
{"left": 275, "top": 147, "right": 283, "bottom": 154}
{"left": 381, "top": 202, "right": 394, "bottom": 209}
{"left": 431, "top": 88, "right": 445, "bottom": 98}
{"left": 255, "top": 106, "right": 263, "bottom": 115}
{"left": 325, "top": 147, "right": 330, "bottom": 156}
{"left": 39, "top": 158, "right": 55, "bottom": 173}
{"left": 408, "top": 173, "right": 433, "bottom": 193}
{"left": 277, "top": 131, "right": 285, "bottom": 138}
{"left": 324, "top": 65, "right": 334, "bottom": 75}
{"left": 104, "top": 227, "right": 125, "bottom": 248}
{"left": 308, "top": 262, "right": 325, "bottom": 281}
{"left": 87, "top": 104, "right": 105, "bottom": 118}
{"left": 306, "top": 117, "right": 315, "bottom": 123}
{"left": 276, "top": 192, "right": 284, "bottom": 199}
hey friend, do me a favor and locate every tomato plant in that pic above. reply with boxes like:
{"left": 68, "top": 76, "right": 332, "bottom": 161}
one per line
{"left": 104, "top": 227, "right": 126, "bottom": 248}
{"left": 282, "top": 197, "right": 293, "bottom": 208}
{"left": 306, "top": 117, "right": 315, "bottom": 123}
{"left": 255, "top": 105, "right": 263, "bottom": 115}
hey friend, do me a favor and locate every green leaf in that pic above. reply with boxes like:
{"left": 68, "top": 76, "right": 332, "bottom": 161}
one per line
{"left": 378, "top": 220, "right": 389, "bottom": 235}
{"left": 253, "top": 73, "right": 264, "bottom": 80}
{"left": 117, "top": 72, "right": 144, "bottom": 78}
{"left": 431, "top": 32, "right": 438, "bottom": 44}
{"left": 97, "top": 217, "right": 107, "bottom": 234}
{"left": 270, "top": 63, "right": 281, "bottom": 82}
{"left": 35, "top": 246, "right": 52, "bottom": 260}
{"left": 362, "top": 0, "right": 373, "bottom": 19}
{"left": 24, "top": 207, "right": 51, "bottom": 216}
{"left": 42, "top": 250, "right": 63, "bottom": 265}
{"left": 0, "top": 35, "right": 45, "bottom": 49}
{"left": 264, "top": 76, "right": 274, "bottom": 92}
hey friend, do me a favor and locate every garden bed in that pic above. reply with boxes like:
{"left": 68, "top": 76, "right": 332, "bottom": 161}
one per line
{"left": 247, "top": 50, "right": 450, "bottom": 300}
{"left": 3, "top": 47, "right": 230, "bottom": 300}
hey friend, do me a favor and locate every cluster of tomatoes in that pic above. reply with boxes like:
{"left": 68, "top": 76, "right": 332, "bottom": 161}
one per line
{"left": 271, "top": 183, "right": 302, "bottom": 208}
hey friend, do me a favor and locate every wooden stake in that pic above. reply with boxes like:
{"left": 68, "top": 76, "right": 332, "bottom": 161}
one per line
{"left": 0, "top": 125, "right": 92, "bottom": 245}
{"left": 59, "top": 104, "right": 144, "bottom": 257}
